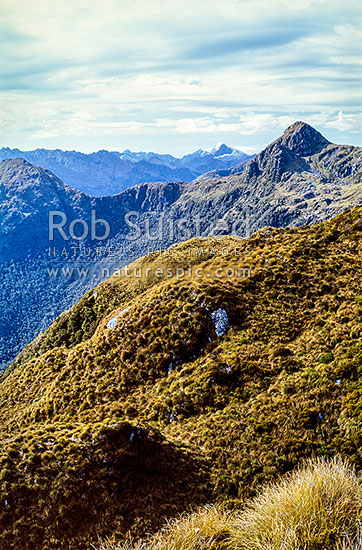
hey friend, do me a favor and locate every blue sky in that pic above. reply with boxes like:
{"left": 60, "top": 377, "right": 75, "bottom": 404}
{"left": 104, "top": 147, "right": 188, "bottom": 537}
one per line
{"left": 0, "top": 0, "right": 361, "bottom": 155}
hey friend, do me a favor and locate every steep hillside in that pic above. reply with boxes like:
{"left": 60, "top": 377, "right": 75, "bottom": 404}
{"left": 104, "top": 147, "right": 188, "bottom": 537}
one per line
{"left": 0, "top": 144, "right": 250, "bottom": 196}
{"left": 0, "top": 158, "right": 93, "bottom": 262}
{"left": 1, "top": 122, "right": 361, "bottom": 368}
{"left": 0, "top": 159, "right": 183, "bottom": 367}
{"left": 0, "top": 160, "right": 98, "bottom": 366}
{"left": 0, "top": 157, "right": 186, "bottom": 264}
{"left": 3, "top": 206, "right": 362, "bottom": 548}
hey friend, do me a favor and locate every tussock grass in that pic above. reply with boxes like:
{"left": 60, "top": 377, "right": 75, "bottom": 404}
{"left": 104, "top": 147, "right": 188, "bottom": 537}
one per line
{"left": 229, "top": 457, "right": 362, "bottom": 550}
{"left": 99, "top": 459, "right": 362, "bottom": 550}
{"left": 98, "top": 505, "right": 233, "bottom": 550}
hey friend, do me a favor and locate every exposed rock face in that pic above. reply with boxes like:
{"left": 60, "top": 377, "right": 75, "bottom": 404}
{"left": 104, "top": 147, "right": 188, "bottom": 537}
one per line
{"left": 211, "top": 308, "right": 229, "bottom": 337}
{"left": 278, "top": 121, "right": 330, "bottom": 156}
{"left": 252, "top": 141, "right": 310, "bottom": 181}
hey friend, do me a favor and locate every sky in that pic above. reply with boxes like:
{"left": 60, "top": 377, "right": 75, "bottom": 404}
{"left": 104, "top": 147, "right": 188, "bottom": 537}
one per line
{"left": 0, "top": 0, "right": 361, "bottom": 156}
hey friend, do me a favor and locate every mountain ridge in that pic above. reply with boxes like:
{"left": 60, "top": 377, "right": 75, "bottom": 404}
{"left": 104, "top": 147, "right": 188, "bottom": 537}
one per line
{"left": 0, "top": 122, "right": 361, "bottom": 368}
{"left": 0, "top": 144, "right": 251, "bottom": 197}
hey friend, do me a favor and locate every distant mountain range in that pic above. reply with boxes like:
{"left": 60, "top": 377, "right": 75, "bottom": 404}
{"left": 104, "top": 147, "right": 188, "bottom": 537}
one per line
{"left": 0, "top": 122, "right": 361, "bottom": 367}
{"left": 0, "top": 143, "right": 251, "bottom": 196}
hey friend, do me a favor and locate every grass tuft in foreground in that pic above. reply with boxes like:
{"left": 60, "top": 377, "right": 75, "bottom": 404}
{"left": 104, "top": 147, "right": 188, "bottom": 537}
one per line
{"left": 97, "top": 504, "right": 232, "bottom": 550}
{"left": 101, "top": 458, "right": 362, "bottom": 550}
{"left": 230, "top": 457, "right": 362, "bottom": 550}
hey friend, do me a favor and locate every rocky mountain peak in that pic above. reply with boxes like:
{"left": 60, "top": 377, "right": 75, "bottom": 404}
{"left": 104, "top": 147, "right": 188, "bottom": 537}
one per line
{"left": 279, "top": 121, "right": 330, "bottom": 157}
{"left": 211, "top": 143, "right": 234, "bottom": 156}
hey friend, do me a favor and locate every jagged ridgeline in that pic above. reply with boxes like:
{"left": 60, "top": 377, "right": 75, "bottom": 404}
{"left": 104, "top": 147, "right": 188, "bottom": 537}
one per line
{"left": 0, "top": 142, "right": 250, "bottom": 197}
{"left": 2, "top": 207, "right": 362, "bottom": 549}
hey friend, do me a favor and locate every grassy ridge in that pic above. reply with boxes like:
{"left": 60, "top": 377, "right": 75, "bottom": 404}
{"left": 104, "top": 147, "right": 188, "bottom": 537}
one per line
{"left": 2, "top": 207, "right": 362, "bottom": 547}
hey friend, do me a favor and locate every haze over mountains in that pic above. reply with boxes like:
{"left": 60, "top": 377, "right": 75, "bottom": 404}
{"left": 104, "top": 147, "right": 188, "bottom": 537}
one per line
{"left": 0, "top": 122, "right": 361, "bottom": 368}
{"left": 0, "top": 143, "right": 251, "bottom": 196}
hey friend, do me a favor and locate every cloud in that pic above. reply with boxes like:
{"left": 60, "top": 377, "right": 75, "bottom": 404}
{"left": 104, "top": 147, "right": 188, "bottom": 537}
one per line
{"left": 0, "top": 0, "right": 361, "bottom": 153}
{"left": 182, "top": 27, "right": 310, "bottom": 61}
{"left": 325, "top": 111, "right": 362, "bottom": 132}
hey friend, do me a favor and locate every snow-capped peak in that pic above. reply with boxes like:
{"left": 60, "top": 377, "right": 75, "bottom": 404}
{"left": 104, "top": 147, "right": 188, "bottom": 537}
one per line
{"left": 211, "top": 143, "right": 234, "bottom": 156}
